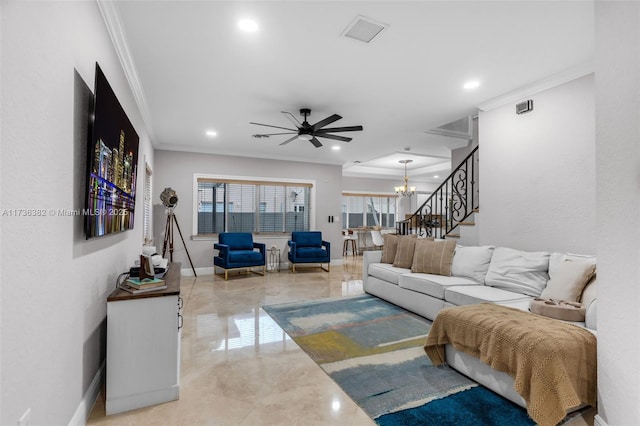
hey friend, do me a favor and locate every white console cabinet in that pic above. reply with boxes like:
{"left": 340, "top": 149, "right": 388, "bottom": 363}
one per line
{"left": 106, "top": 263, "right": 182, "bottom": 415}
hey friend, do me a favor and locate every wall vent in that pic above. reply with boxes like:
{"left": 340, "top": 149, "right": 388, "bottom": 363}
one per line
{"left": 341, "top": 15, "right": 388, "bottom": 43}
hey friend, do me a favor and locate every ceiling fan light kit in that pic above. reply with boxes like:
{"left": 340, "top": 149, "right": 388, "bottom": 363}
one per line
{"left": 250, "top": 108, "right": 363, "bottom": 148}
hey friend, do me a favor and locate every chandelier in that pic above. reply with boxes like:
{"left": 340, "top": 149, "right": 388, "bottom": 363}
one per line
{"left": 394, "top": 159, "right": 416, "bottom": 197}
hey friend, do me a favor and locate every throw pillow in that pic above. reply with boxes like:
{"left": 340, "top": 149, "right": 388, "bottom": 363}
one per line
{"left": 380, "top": 234, "right": 399, "bottom": 263}
{"left": 411, "top": 239, "right": 457, "bottom": 276}
{"left": 392, "top": 237, "right": 419, "bottom": 269}
{"left": 381, "top": 234, "right": 416, "bottom": 264}
{"left": 548, "top": 252, "right": 596, "bottom": 282}
{"left": 451, "top": 245, "right": 495, "bottom": 283}
{"left": 540, "top": 260, "right": 596, "bottom": 302}
{"left": 484, "top": 247, "right": 550, "bottom": 296}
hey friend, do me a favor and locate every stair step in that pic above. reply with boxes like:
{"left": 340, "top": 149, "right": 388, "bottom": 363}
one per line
{"left": 473, "top": 208, "right": 480, "bottom": 213}
{"left": 458, "top": 221, "right": 475, "bottom": 226}
{"left": 445, "top": 233, "right": 460, "bottom": 239}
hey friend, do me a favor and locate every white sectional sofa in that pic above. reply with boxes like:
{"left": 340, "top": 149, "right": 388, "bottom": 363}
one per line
{"left": 362, "top": 244, "right": 597, "bottom": 409}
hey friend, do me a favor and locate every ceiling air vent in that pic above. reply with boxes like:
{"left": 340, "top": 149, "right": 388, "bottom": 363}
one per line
{"left": 341, "top": 15, "right": 388, "bottom": 44}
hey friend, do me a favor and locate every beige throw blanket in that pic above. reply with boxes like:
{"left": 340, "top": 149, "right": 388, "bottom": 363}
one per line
{"left": 424, "top": 304, "right": 597, "bottom": 426}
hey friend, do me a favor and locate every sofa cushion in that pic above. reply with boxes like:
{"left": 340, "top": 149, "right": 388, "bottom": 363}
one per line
{"left": 484, "top": 247, "right": 550, "bottom": 296}
{"left": 228, "top": 250, "right": 263, "bottom": 264}
{"left": 393, "top": 237, "right": 418, "bottom": 268}
{"left": 399, "top": 273, "right": 480, "bottom": 299}
{"left": 451, "top": 245, "right": 495, "bottom": 284}
{"left": 540, "top": 260, "right": 596, "bottom": 302}
{"left": 381, "top": 234, "right": 417, "bottom": 264}
{"left": 411, "top": 239, "right": 457, "bottom": 276}
{"left": 368, "top": 263, "right": 410, "bottom": 285}
{"left": 444, "top": 285, "right": 532, "bottom": 306}
{"left": 295, "top": 246, "right": 328, "bottom": 259}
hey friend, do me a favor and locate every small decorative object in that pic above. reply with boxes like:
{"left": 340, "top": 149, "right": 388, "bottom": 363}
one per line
{"left": 267, "top": 246, "right": 281, "bottom": 272}
{"left": 139, "top": 255, "right": 155, "bottom": 281}
{"left": 529, "top": 298, "right": 585, "bottom": 322}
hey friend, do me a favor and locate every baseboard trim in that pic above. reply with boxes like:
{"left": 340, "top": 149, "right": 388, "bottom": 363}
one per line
{"left": 106, "top": 386, "right": 179, "bottom": 415}
{"left": 594, "top": 414, "right": 608, "bottom": 426}
{"left": 182, "top": 259, "right": 345, "bottom": 277}
{"left": 68, "top": 360, "right": 105, "bottom": 426}
{"left": 181, "top": 266, "right": 214, "bottom": 276}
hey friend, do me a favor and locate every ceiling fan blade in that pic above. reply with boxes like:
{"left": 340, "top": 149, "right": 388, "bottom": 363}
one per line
{"left": 314, "top": 133, "right": 352, "bottom": 142}
{"left": 314, "top": 125, "right": 363, "bottom": 133}
{"left": 310, "top": 137, "right": 323, "bottom": 148}
{"left": 279, "top": 135, "right": 299, "bottom": 146}
{"left": 249, "top": 122, "right": 297, "bottom": 132}
{"left": 311, "top": 114, "right": 342, "bottom": 131}
{"left": 255, "top": 132, "right": 297, "bottom": 136}
{"left": 281, "top": 111, "right": 302, "bottom": 127}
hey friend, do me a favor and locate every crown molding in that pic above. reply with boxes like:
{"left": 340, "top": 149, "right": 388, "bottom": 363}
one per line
{"left": 97, "top": 0, "right": 155, "bottom": 143}
{"left": 477, "top": 61, "right": 594, "bottom": 112}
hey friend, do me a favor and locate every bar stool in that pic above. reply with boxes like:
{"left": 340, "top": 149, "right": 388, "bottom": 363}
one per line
{"left": 342, "top": 230, "right": 358, "bottom": 256}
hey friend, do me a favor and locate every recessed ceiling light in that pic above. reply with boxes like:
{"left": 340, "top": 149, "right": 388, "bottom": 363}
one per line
{"left": 463, "top": 80, "right": 480, "bottom": 90}
{"left": 332, "top": 146, "right": 341, "bottom": 151}
{"left": 238, "top": 19, "right": 258, "bottom": 32}
{"left": 206, "top": 130, "right": 217, "bottom": 137}
{"left": 433, "top": 175, "right": 439, "bottom": 178}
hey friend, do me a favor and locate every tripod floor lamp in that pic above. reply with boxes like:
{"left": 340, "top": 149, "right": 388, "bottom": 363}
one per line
{"left": 160, "top": 187, "right": 197, "bottom": 277}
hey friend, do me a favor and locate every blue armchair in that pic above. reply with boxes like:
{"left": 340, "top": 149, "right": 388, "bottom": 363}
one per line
{"left": 287, "top": 231, "right": 330, "bottom": 272}
{"left": 214, "top": 233, "right": 266, "bottom": 280}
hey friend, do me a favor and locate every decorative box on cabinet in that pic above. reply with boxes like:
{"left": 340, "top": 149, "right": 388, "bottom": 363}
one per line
{"left": 106, "top": 262, "right": 182, "bottom": 415}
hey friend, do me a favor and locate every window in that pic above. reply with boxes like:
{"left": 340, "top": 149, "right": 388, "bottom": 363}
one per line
{"left": 341, "top": 193, "right": 397, "bottom": 229}
{"left": 194, "top": 175, "right": 313, "bottom": 235}
{"left": 143, "top": 164, "right": 153, "bottom": 244}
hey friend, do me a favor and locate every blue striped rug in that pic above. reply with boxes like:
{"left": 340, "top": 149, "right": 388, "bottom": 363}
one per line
{"left": 263, "top": 294, "right": 535, "bottom": 425}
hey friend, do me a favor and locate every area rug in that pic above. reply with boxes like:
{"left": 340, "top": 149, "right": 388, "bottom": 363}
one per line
{"left": 262, "top": 294, "right": 536, "bottom": 425}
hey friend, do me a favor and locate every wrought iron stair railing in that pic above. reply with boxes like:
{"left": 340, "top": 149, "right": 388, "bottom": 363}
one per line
{"left": 396, "top": 146, "right": 479, "bottom": 239}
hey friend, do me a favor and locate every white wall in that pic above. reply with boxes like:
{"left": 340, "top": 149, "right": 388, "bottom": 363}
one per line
{"left": 478, "top": 74, "right": 596, "bottom": 254}
{"left": 594, "top": 2, "right": 640, "bottom": 424}
{"left": 1, "top": 2, "right": 153, "bottom": 424}
{"left": 153, "top": 150, "right": 343, "bottom": 272}
{"left": 450, "top": 117, "right": 479, "bottom": 169}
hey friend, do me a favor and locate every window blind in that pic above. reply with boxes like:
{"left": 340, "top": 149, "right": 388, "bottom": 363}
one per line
{"left": 341, "top": 194, "right": 396, "bottom": 229}
{"left": 196, "top": 178, "right": 311, "bottom": 235}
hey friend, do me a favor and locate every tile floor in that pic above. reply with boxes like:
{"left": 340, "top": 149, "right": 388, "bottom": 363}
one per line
{"left": 88, "top": 256, "right": 373, "bottom": 425}
{"left": 87, "top": 255, "right": 594, "bottom": 425}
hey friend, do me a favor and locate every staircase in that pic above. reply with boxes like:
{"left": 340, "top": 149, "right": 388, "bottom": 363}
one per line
{"left": 396, "top": 146, "right": 479, "bottom": 243}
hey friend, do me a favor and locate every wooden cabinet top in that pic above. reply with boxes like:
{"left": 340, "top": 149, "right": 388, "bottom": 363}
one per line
{"left": 107, "top": 262, "right": 181, "bottom": 302}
